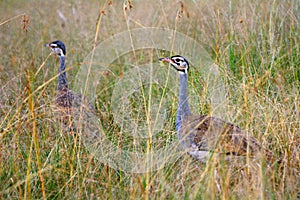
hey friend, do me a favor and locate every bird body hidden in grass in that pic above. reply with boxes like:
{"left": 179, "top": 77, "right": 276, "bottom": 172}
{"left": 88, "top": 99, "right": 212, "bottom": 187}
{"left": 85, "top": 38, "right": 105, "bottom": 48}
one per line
{"left": 45, "top": 40, "right": 95, "bottom": 133}
{"left": 159, "top": 55, "right": 275, "bottom": 163}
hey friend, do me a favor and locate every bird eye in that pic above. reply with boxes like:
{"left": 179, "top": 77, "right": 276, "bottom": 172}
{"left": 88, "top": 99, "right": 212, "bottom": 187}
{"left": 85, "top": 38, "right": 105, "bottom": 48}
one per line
{"left": 175, "top": 58, "right": 181, "bottom": 63}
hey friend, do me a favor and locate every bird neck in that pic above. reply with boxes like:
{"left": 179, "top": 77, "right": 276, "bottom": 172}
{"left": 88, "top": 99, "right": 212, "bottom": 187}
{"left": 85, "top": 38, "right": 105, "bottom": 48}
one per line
{"left": 176, "top": 73, "right": 191, "bottom": 131}
{"left": 57, "top": 56, "right": 68, "bottom": 91}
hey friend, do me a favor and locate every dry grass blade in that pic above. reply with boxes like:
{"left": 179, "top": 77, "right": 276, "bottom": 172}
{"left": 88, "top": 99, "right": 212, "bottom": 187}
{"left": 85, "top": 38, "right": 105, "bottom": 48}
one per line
{"left": 0, "top": 0, "right": 299, "bottom": 199}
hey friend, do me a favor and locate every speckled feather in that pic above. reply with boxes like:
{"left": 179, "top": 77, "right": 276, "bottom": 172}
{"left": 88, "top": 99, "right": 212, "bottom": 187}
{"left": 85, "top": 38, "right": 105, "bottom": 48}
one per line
{"left": 180, "top": 114, "right": 274, "bottom": 161}
{"left": 55, "top": 87, "right": 92, "bottom": 109}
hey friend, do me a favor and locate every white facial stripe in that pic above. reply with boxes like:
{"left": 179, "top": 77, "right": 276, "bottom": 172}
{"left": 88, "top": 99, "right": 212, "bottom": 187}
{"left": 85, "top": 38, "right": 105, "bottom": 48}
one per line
{"left": 51, "top": 47, "right": 65, "bottom": 56}
{"left": 178, "top": 66, "right": 186, "bottom": 70}
{"left": 172, "top": 56, "right": 184, "bottom": 60}
{"left": 50, "top": 44, "right": 58, "bottom": 48}
{"left": 172, "top": 57, "right": 186, "bottom": 66}
{"left": 171, "top": 57, "right": 188, "bottom": 74}
{"left": 57, "top": 48, "right": 65, "bottom": 56}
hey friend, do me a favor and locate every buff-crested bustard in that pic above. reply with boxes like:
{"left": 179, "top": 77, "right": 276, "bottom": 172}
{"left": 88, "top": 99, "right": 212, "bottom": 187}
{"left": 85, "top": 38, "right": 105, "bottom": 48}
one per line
{"left": 160, "top": 55, "right": 274, "bottom": 163}
{"left": 46, "top": 40, "right": 94, "bottom": 131}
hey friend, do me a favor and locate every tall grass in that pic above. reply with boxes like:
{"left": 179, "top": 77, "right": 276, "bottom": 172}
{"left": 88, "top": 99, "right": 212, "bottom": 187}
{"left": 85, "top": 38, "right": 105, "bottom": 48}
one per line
{"left": 0, "top": 0, "right": 299, "bottom": 199}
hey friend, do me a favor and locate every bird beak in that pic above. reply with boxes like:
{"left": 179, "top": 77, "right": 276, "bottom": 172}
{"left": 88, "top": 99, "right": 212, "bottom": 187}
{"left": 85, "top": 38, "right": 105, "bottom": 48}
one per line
{"left": 45, "top": 43, "right": 51, "bottom": 48}
{"left": 159, "top": 57, "right": 174, "bottom": 63}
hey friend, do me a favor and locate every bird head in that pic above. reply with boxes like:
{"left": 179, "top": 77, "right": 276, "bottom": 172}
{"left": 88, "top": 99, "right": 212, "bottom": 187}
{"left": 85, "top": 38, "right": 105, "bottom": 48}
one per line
{"left": 159, "top": 55, "right": 189, "bottom": 74}
{"left": 45, "top": 40, "right": 66, "bottom": 57}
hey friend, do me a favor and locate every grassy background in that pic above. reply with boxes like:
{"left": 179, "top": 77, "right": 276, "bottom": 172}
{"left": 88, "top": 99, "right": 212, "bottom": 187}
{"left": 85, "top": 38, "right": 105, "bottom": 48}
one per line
{"left": 0, "top": 0, "right": 299, "bottom": 199}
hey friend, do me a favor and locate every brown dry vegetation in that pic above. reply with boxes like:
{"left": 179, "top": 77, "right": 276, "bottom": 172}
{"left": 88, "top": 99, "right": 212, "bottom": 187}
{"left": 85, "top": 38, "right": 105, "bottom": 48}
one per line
{"left": 0, "top": 0, "right": 299, "bottom": 199}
